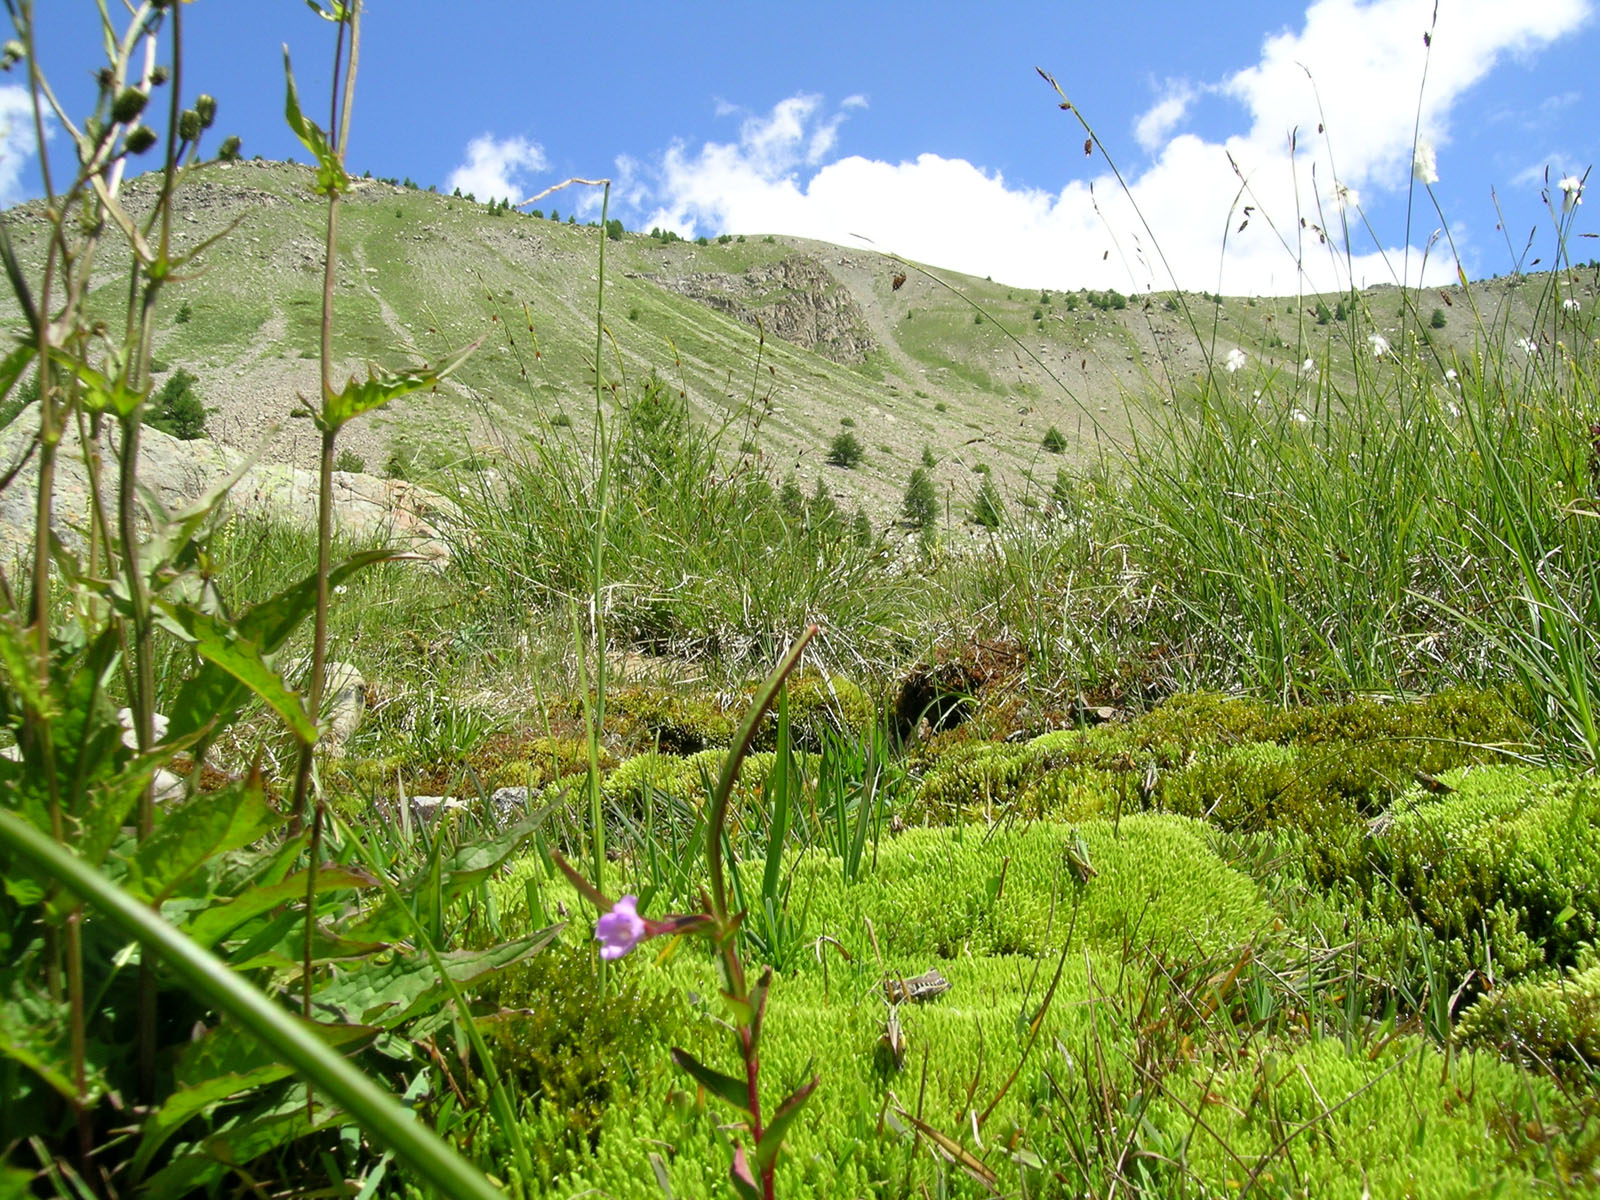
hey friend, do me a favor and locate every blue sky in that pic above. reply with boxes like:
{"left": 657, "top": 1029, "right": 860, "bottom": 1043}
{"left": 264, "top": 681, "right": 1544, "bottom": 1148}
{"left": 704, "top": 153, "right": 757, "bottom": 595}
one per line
{"left": 9, "top": 1, "right": 1597, "bottom": 295}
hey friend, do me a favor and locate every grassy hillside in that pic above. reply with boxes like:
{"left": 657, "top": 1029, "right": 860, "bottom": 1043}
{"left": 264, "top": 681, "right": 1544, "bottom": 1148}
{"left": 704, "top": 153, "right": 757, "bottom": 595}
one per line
{"left": 6, "top": 11, "right": 1600, "bottom": 1198}
{"left": 0, "top": 159, "right": 1578, "bottom": 522}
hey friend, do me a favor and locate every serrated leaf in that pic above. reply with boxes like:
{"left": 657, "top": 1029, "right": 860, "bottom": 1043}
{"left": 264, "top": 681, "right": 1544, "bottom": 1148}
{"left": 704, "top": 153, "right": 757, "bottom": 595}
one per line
{"left": 282, "top": 47, "right": 348, "bottom": 196}
{"left": 49, "top": 351, "right": 145, "bottom": 418}
{"left": 0, "top": 611, "right": 51, "bottom": 718}
{"left": 126, "top": 775, "right": 279, "bottom": 903}
{"left": 0, "top": 985, "right": 75, "bottom": 1101}
{"left": 183, "top": 864, "right": 376, "bottom": 950}
{"left": 155, "top": 599, "right": 317, "bottom": 742}
{"left": 0, "top": 341, "right": 34, "bottom": 430}
{"left": 309, "top": 927, "right": 559, "bottom": 1028}
{"left": 669, "top": 1047, "right": 751, "bottom": 1118}
{"left": 350, "top": 817, "right": 543, "bottom": 940}
{"left": 319, "top": 339, "right": 480, "bottom": 432}
{"left": 754, "top": 1074, "right": 817, "bottom": 1175}
{"left": 165, "top": 548, "right": 393, "bottom": 744}
{"left": 132, "top": 1016, "right": 372, "bottom": 1180}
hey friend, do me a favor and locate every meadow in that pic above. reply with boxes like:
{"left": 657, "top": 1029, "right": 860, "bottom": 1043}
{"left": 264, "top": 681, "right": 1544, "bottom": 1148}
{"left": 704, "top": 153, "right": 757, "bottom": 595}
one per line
{"left": 2, "top": 3, "right": 1599, "bottom": 1199}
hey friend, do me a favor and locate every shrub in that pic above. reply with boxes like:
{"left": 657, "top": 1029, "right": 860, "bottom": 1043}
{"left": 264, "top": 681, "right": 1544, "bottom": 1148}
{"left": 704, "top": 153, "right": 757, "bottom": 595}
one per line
{"left": 333, "top": 448, "right": 364, "bottom": 473}
{"left": 604, "top": 217, "right": 624, "bottom": 241}
{"left": 920, "top": 445, "right": 937, "bottom": 468}
{"left": 972, "top": 474, "right": 1004, "bottom": 528}
{"left": 1042, "top": 425, "right": 1068, "bottom": 454}
{"left": 903, "top": 467, "right": 938, "bottom": 530}
{"left": 826, "top": 431, "right": 864, "bottom": 468}
{"left": 1315, "top": 300, "right": 1331, "bottom": 325}
{"left": 174, "top": 300, "right": 192, "bottom": 324}
{"left": 1430, "top": 306, "right": 1447, "bottom": 329}
{"left": 144, "top": 367, "right": 206, "bottom": 439}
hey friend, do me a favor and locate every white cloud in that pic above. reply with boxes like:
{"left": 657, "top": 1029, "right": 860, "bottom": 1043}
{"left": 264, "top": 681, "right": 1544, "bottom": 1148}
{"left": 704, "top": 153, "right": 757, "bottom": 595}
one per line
{"left": 0, "top": 85, "right": 38, "bottom": 207}
{"left": 1133, "top": 83, "right": 1194, "bottom": 152}
{"left": 634, "top": 0, "right": 1590, "bottom": 295}
{"left": 445, "top": 134, "right": 547, "bottom": 204}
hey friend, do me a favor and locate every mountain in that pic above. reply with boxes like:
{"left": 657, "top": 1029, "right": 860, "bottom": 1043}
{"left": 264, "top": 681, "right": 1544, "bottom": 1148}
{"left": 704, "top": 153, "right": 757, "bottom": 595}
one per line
{"left": 0, "top": 159, "right": 1567, "bottom": 520}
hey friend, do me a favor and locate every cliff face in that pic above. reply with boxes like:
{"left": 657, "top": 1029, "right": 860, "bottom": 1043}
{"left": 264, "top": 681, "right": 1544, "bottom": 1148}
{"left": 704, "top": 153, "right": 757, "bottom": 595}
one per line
{"left": 651, "top": 254, "right": 875, "bottom": 364}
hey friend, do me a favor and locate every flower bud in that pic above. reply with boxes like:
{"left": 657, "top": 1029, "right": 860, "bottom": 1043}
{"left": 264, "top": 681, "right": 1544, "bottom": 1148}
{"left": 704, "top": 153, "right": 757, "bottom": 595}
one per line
{"left": 195, "top": 94, "right": 216, "bottom": 129}
{"left": 178, "top": 108, "right": 201, "bottom": 141}
{"left": 111, "top": 87, "right": 147, "bottom": 124}
{"left": 123, "top": 125, "right": 157, "bottom": 155}
{"left": 1, "top": 40, "right": 25, "bottom": 70}
{"left": 150, "top": 65, "right": 169, "bottom": 86}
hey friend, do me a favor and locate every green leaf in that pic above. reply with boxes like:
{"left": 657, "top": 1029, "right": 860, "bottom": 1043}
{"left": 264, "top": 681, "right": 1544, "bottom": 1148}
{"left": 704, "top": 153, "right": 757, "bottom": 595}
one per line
{"left": 729, "top": 1144, "right": 760, "bottom": 1200}
{"left": 132, "top": 1016, "right": 375, "bottom": 1180}
{"left": 351, "top": 817, "right": 544, "bottom": 940}
{"left": 126, "top": 776, "right": 281, "bottom": 903}
{"left": 319, "top": 339, "right": 480, "bottom": 432}
{"left": 0, "top": 808, "right": 507, "bottom": 1200}
{"left": 0, "top": 610, "right": 51, "bottom": 719}
{"left": 669, "top": 1047, "right": 751, "bottom": 1118}
{"left": 140, "top": 1091, "right": 342, "bottom": 1198}
{"left": 49, "top": 351, "right": 145, "bottom": 418}
{"left": 165, "top": 548, "right": 393, "bottom": 744}
{"left": 155, "top": 599, "right": 317, "bottom": 742}
{"left": 755, "top": 1075, "right": 817, "bottom": 1175}
{"left": 183, "top": 864, "right": 376, "bottom": 950}
{"left": 309, "top": 928, "right": 560, "bottom": 1028}
{"left": 0, "top": 341, "right": 34, "bottom": 429}
{"left": 282, "top": 47, "right": 348, "bottom": 196}
{"left": 0, "top": 984, "right": 76, "bottom": 1102}
{"left": 1555, "top": 904, "right": 1578, "bottom": 926}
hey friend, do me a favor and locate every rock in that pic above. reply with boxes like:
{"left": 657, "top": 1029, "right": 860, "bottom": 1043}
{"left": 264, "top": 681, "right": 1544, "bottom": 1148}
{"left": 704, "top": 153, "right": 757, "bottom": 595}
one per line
{"left": 652, "top": 254, "right": 875, "bottom": 364}
{"left": 405, "top": 795, "right": 468, "bottom": 825}
{"left": 321, "top": 661, "right": 366, "bottom": 749}
{"left": 0, "top": 411, "right": 459, "bottom": 566}
{"left": 489, "top": 786, "right": 531, "bottom": 823}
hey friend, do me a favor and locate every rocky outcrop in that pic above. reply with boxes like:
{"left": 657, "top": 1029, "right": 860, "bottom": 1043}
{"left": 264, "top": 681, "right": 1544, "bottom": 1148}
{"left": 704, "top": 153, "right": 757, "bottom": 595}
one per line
{"left": 0, "top": 411, "right": 458, "bottom": 565}
{"left": 653, "top": 254, "right": 875, "bottom": 364}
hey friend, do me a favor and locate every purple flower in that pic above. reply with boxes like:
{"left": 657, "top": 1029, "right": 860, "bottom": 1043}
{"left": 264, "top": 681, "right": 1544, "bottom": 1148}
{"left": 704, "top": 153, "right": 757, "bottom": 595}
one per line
{"left": 595, "top": 894, "right": 646, "bottom": 960}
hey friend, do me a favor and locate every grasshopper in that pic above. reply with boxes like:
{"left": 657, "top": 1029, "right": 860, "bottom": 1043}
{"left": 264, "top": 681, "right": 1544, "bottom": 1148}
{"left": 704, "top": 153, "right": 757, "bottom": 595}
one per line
{"left": 882, "top": 967, "right": 952, "bottom": 1004}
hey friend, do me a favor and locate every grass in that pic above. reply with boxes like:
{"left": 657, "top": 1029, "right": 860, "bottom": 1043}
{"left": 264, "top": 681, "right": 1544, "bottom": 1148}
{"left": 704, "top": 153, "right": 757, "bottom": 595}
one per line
{"left": 4, "top": 10, "right": 1600, "bottom": 1197}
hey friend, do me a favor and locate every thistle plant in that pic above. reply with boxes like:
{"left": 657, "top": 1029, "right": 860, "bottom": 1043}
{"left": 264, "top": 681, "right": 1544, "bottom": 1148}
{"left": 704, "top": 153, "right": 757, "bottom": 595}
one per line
{"left": 556, "top": 625, "right": 820, "bottom": 1200}
{"left": 0, "top": 5, "right": 508, "bottom": 1196}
